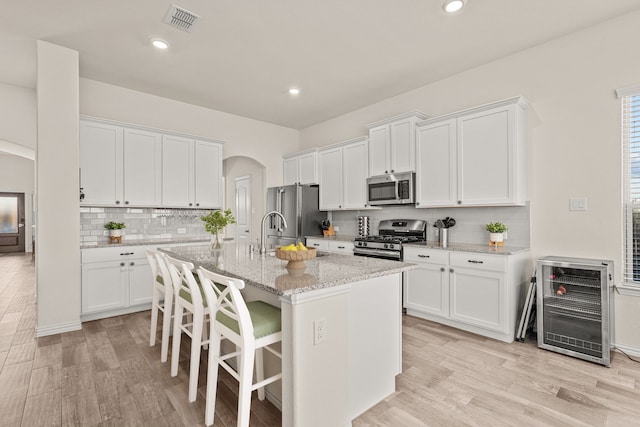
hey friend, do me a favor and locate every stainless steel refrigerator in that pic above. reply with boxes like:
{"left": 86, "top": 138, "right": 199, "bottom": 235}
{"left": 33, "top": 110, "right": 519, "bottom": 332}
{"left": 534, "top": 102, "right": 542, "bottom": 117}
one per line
{"left": 265, "top": 184, "right": 325, "bottom": 249}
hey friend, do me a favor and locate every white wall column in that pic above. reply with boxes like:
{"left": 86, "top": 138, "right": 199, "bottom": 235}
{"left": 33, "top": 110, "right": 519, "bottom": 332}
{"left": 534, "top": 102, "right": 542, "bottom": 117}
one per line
{"left": 35, "top": 41, "right": 81, "bottom": 336}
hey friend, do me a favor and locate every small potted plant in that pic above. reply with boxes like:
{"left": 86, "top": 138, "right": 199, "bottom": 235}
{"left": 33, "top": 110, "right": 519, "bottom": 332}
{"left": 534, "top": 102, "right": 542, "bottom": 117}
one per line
{"left": 485, "top": 222, "right": 508, "bottom": 244}
{"left": 104, "top": 221, "right": 126, "bottom": 244}
{"left": 200, "top": 209, "right": 236, "bottom": 249}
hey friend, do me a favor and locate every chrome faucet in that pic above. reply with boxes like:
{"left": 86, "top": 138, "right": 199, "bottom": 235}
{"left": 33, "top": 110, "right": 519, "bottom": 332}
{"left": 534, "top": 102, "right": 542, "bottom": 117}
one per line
{"left": 260, "top": 211, "right": 288, "bottom": 254}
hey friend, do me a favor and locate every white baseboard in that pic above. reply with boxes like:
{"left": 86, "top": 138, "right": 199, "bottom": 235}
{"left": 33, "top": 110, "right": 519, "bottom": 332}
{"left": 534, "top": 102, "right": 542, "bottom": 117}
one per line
{"left": 613, "top": 343, "right": 640, "bottom": 358}
{"left": 35, "top": 320, "right": 82, "bottom": 337}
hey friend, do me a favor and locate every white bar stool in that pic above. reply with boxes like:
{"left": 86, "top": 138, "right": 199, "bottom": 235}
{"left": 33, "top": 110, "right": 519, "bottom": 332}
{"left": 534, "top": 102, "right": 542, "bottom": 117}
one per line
{"left": 197, "top": 266, "right": 282, "bottom": 427}
{"left": 165, "top": 255, "right": 209, "bottom": 403}
{"left": 145, "top": 249, "right": 173, "bottom": 363}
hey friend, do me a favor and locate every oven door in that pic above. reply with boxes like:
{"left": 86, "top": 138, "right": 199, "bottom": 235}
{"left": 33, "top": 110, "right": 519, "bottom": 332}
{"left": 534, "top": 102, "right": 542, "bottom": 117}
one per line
{"left": 354, "top": 247, "right": 401, "bottom": 260}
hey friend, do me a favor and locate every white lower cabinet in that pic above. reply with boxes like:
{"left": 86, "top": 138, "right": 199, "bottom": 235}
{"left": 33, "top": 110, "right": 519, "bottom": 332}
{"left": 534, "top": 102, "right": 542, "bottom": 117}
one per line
{"left": 81, "top": 246, "right": 153, "bottom": 321}
{"left": 306, "top": 238, "right": 354, "bottom": 255}
{"left": 403, "top": 246, "right": 528, "bottom": 343}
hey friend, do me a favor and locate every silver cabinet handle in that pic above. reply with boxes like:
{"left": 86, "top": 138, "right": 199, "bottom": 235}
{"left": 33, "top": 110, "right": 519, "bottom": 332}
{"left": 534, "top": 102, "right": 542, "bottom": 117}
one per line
{"left": 418, "top": 254, "right": 430, "bottom": 258}
{"left": 120, "top": 252, "right": 134, "bottom": 256}
{"left": 467, "top": 260, "right": 484, "bottom": 264}
{"left": 337, "top": 246, "right": 345, "bottom": 249}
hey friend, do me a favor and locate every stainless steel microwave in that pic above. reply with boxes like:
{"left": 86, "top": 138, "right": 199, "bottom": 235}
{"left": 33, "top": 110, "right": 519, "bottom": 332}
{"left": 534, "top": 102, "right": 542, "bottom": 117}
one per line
{"left": 366, "top": 172, "right": 415, "bottom": 205}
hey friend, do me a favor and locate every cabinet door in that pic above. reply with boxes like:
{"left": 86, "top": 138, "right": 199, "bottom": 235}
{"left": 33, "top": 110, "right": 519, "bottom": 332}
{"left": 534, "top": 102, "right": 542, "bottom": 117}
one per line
{"left": 415, "top": 120, "right": 457, "bottom": 207}
{"left": 403, "top": 264, "right": 449, "bottom": 317}
{"left": 457, "top": 106, "right": 514, "bottom": 205}
{"left": 128, "top": 258, "right": 153, "bottom": 306}
{"left": 368, "top": 126, "right": 390, "bottom": 176}
{"left": 283, "top": 157, "right": 299, "bottom": 185}
{"left": 82, "top": 261, "right": 127, "bottom": 314}
{"left": 305, "top": 238, "right": 328, "bottom": 251}
{"left": 449, "top": 267, "right": 507, "bottom": 333}
{"left": 328, "top": 241, "right": 354, "bottom": 255}
{"left": 390, "top": 118, "right": 414, "bottom": 173}
{"left": 318, "top": 147, "right": 343, "bottom": 210}
{"left": 342, "top": 140, "right": 369, "bottom": 209}
{"left": 123, "top": 128, "right": 162, "bottom": 207}
{"left": 194, "top": 141, "right": 222, "bottom": 208}
{"left": 162, "top": 135, "right": 194, "bottom": 207}
{"left": 298, "top": 152, "right": 318, "bottom": 185}
{"left": 80, "top": 121, "right": 123, "bottom": 206}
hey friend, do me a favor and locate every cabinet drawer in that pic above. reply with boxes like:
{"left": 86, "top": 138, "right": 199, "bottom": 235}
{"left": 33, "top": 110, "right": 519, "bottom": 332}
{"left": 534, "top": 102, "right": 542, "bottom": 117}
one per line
{"left": 82, "top": 245, "right": 150, "bottom": 263}
{"left": 450, "top": 252, "right": 507, "bottom": 272}
{"left": 403, "top": 247, "right": 449, "bottom": 265}
{"left": 306, "top": 238, "right": 328, "bottom": 251}
{"left": 328, "top": 241, "right": 354, "bottom": 255}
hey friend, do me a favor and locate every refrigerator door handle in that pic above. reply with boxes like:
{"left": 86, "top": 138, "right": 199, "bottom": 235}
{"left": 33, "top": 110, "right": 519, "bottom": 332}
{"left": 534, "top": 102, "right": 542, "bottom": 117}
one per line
{"left": 277, "top": 188, "right": 285, "bottom": 232}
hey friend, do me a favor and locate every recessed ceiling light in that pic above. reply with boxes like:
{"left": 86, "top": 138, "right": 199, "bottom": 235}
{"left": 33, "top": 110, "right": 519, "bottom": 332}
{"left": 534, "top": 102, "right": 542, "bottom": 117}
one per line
{"left": 443, "top": 0, "right": 465, "bottom": 13}
{"left": 289, "top": 88, "right": 300, "bottom": 95}
{"left": 151, "top": 38, "right": 169, "bottom": 50}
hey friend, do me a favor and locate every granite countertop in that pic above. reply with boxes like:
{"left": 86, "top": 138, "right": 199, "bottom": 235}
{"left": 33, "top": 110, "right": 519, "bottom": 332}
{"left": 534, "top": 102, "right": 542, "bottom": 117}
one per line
{"left": 161, "top": 243, "right": 415, "bottom": 297}
{"left": 305, "top": 235, "right": 357, "bottom": 243}
{"left": 81, "top": 237, "right": 210, "bottom": 249}
{"left": 404, "top": 240, "right": 529, "bottom": 255}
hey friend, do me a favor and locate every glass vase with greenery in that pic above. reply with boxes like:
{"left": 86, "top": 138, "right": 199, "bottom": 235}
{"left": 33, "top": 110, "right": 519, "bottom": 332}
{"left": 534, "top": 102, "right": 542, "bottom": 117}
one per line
{"left": 200, "top": 209, "right": 236, "bottom": 249}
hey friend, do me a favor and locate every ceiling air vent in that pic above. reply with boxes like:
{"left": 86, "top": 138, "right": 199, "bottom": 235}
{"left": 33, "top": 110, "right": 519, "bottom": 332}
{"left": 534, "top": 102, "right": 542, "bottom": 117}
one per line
{"left": 164, "top": 4, "right": 200, "bottom": 32}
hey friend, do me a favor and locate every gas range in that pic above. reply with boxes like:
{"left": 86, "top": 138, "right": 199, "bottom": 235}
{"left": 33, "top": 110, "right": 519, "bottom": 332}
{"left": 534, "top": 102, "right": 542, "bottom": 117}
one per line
{"left": 354, "top": 219, "right": 426, "bottom": 260}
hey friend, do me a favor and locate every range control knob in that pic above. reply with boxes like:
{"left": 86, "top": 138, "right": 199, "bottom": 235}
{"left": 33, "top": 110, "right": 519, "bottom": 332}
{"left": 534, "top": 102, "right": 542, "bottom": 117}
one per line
{"left": 363, "top": 242, "right": 367, "bottom": 247}
{"left": 384, "top": 243, "right": 389, "bottom": 249}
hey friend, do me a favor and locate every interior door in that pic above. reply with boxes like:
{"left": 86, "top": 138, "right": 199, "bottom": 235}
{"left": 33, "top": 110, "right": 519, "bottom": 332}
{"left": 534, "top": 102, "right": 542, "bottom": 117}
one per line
{"left": 0, "top": 192, "right": 25, "bottom": 253}
{"left": 235, "top": 175, "right": 251, "bottom": 242}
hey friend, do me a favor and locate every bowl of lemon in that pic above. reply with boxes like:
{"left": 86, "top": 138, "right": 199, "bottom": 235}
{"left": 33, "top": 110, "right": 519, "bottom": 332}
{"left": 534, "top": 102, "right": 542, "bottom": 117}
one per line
{"left": 275, "top": 242, "right": 317, "bottom": 270}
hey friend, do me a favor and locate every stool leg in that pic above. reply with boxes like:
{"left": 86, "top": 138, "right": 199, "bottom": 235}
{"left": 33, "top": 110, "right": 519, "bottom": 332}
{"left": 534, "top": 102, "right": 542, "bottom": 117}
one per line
{"left": 188, "top": 312, "right": 203, "bottom": 402}
{"left": 160, "top": 292, "right": 172, "bottom": 363}
{"left": 205, "top": 329, "right": 221, "bottom": 427}
{"left": 237, "top": 343, "right": 255, "bottom": 427}
{"left": 171, "top": 304, "right": 184, "bottom": 377}
{"left": 150, "top": 285, "right": 160, "bottom": 347}
{"left": 255, "top": 347, "right": 265, "bottom": 401}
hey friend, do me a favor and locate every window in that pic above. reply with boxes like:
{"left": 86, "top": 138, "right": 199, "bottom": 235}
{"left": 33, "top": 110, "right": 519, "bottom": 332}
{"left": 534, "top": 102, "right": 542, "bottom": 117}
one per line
{"left": 619, "top": 85, "right": 640, "bottom": 288}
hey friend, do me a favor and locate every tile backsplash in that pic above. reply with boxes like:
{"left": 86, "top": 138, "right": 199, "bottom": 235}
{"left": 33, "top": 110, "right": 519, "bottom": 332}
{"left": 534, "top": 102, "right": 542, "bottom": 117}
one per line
{"left": 80, "top": 207, "right": 211, "bottom": 245}
{"left": 329, "top": 203, "right": 531, "bottom": 247}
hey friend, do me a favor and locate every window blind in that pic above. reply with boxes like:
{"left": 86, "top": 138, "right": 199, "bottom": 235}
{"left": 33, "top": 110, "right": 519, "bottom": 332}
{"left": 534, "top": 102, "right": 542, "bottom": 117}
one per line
{"left": 620, "top": 87, "right": 640, "bottom": 285}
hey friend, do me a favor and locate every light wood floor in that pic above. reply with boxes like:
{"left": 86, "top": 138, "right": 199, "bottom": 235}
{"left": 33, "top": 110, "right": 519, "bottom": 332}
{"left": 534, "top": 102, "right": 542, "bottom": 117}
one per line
{"left": 1, "top": 253, "right": 640, "bottom": 426}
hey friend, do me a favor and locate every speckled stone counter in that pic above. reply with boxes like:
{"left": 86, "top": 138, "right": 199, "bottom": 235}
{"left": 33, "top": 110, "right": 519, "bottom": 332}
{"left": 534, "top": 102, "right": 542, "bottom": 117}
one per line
{"left": 404, "top": 240, "right": 529, "bottom": 255}
{"left": 161, "top": 242, "right": 415, "bottom": 296}
{"left": 81, "top": 237, "right": 210, "bottom": 249}
{"left": 305, "top": 235, "right": 357, "bottom": 243}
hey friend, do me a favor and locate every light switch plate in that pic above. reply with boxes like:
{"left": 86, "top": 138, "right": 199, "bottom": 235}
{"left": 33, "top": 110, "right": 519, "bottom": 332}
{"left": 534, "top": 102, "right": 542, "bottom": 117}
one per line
{"left": 570, "top": 197, "right": 588, "bottom": 211}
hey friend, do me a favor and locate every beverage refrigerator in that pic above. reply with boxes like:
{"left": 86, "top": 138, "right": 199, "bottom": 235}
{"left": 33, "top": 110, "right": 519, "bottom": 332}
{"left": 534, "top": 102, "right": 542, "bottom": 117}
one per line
{"left": 536, "top": 256, "right": 614, "bottom": 366}
{"left": 265, "top": 184, "right": 325, "bottom": 250}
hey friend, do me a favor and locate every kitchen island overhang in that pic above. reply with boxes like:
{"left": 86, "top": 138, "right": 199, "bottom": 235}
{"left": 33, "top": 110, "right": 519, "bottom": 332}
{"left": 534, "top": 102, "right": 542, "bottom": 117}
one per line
{"left": 160, "top": 243, "right": 416, "bottom": 427}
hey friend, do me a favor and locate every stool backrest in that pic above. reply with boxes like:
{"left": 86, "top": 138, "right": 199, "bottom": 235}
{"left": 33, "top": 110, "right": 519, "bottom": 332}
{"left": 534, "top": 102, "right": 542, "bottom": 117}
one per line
{"left": 165, "top": 255, "right": 201, "bottom": 308}
{"left": 145, "top": 249, "right": 171, "bottom": 291}
{"left": 197, "top": 267, "right": 253, "bottom": 345}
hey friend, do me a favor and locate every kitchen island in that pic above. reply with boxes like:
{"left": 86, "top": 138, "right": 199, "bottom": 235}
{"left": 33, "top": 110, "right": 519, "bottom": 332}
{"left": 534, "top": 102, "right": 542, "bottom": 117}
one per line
{"left": 161, "top": 243, "right": 416, "bottom": 427}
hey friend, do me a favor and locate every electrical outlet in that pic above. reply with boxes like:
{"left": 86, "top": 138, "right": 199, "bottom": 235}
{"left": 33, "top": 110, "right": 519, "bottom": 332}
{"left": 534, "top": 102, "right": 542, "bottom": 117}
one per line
{"left": 334, "top": 226, "right": 340, "bottom": 232}
{"left": 314, "top": 319, "right": 327, "bottom": 345}
{"left": 177, "top": 228, "right": 187, "bottom": 234}
{"left": 570, "top": 197, "right": 588, "bottom": 211}
{"left": 103, "top": 230, "right": 109, "bottom": 237}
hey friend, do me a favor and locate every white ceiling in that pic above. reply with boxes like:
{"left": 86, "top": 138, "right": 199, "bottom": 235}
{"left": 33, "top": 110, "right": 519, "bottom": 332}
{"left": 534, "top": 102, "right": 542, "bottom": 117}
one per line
{"left": 1, "top": 0, "right": 639, "bottom": 129}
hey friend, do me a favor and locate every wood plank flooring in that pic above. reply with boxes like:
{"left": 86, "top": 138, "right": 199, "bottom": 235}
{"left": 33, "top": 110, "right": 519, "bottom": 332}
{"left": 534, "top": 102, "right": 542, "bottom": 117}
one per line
{"left": 1, "top": 253, "right": 640, "bottom": 426}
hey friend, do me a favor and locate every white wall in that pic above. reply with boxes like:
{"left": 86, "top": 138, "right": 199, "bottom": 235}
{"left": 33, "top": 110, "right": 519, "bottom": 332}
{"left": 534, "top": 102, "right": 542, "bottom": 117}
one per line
{"left": 300, "top": 10, "right": 640, "bottom": 350}
{"left": 79, "top": 79, "right": 299, "bottom": 188}
{"left": 36, "top": 41, "right": 81, "bottom": 336}
{"left": 0, "top": 83, "right": 37, "bottom": 149}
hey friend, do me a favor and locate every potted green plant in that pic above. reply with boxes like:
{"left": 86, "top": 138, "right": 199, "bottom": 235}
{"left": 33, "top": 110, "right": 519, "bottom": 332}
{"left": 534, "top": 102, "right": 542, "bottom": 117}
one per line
{"left": 200, "top": 209, "right": 236, "bottom": 249}
{"left": 104, "top": 221, "right": 126, "bottom": 243}
{"left": 485, "top": 222, "right": 508, "bottom": 243}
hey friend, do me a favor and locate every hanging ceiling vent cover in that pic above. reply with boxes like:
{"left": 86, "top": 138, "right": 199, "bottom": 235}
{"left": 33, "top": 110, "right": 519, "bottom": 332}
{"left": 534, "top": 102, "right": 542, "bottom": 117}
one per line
{"left": 164, "top": 4, "right": 200, "bottom": 32}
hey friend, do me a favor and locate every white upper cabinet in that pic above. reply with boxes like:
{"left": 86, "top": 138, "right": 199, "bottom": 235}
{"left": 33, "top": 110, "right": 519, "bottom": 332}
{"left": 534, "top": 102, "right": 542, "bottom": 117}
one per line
{"left": 318, "top": 137, "right": 372, "bottom": 211}
{"left": 194, "top": 140, "right": 222, "bottom": 208}
{"left": 318, "top": 146, "right": 343, "bottom": 210}
{"left": 161, "top": 134, "right": 194, "bottom": 207}
{"left": 80, "top": 117, "right": 224, "bottom": 209}
{"left": 123, "top": 128, "right": 162, "bottom": 206}
{"left": 162, "top": 135, "right": 223, "bottom": 208}
{"left": 366, "top": 112, "right": 428, "bottom": 176}
{"left": 80, "top": 120, "right": 124, "bottom": 206}
{"left": 283, "top": 149, "right": 318, "bottom": 185}
{"left": 415, "top": 97, "right": 528, "bottom": 207}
